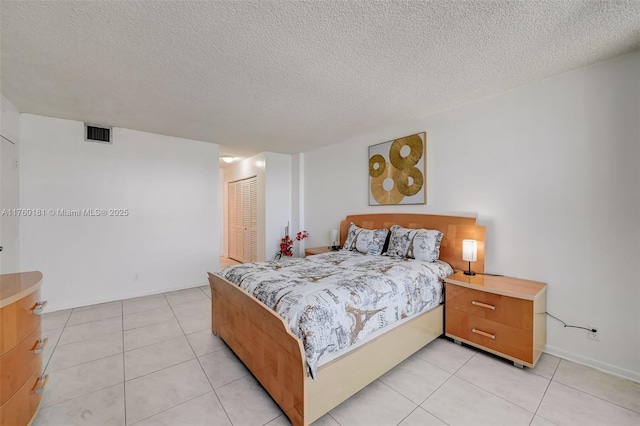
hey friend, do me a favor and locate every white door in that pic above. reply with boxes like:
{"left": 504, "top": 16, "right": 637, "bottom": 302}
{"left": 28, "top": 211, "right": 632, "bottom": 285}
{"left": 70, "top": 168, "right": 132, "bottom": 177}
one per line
{"left": 0, "top": 135, "right": 19, "bottom": 274}
{"left": 227, "top": 176, "right": 257, "bottom": 263}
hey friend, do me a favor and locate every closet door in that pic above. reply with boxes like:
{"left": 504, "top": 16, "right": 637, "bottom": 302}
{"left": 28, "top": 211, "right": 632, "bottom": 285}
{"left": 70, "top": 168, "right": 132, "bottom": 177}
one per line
{"left": 247, "top": 177, "right": 257, "bottom": 262}
{"left": 227, "top": 181, "right": 239, "bottom": 261}
{"left": 227, "top": 176, "right": 257, "bottom": 263}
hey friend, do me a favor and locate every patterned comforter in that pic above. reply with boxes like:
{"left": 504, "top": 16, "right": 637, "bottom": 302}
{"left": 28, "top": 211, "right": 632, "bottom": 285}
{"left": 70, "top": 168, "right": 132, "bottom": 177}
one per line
{"left": 216, "top": 250, "right": 453, "bottom": 378}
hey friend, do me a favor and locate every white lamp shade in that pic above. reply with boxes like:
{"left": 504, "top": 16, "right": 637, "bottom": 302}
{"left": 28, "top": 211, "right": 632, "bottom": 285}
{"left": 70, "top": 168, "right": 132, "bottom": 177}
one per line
{"left": 462, "top": 239, "right": 478, "bottom": 262}
{"left": 330, "top": 229, "right": 339, "bottom": 245}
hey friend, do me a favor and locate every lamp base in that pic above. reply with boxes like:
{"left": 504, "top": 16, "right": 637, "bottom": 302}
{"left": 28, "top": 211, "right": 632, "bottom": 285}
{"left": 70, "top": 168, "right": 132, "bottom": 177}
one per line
{"left": 463, "top": 260, "right": 476, "bottom": 276}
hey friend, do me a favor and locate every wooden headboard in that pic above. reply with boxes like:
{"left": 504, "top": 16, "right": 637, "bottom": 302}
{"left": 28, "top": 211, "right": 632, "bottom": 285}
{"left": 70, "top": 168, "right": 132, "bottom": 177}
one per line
{"left": 340, "top": 213, "right": 485, "bottom": 273}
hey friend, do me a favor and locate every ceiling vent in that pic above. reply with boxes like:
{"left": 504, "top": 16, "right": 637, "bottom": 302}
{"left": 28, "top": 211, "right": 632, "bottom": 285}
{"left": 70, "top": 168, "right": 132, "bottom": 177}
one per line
{"left": 84, "top": 124, "right": 112, "bottom": 144}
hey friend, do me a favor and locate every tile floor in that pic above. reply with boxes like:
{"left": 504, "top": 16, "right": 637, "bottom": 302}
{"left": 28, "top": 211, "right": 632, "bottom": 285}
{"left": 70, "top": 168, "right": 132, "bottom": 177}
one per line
{"left": 35, "top": 285, "right": 640, "bottom": 426}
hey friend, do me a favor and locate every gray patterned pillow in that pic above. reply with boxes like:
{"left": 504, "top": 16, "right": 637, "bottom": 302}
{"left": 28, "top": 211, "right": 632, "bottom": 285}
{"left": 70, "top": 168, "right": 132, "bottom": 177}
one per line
{"left": 342, "top": 222, "right": 360, "bottom": 250}
{"left": 386, "top": 225, "right": 444, "bottom": 261}
{"left": 354, "top": 228, "right": 389, "bottom": 255}
{"left": 386, "top": 225, "right": 416, "bottom": 258}
{"left": 409, "top": 229, "right": 444, "bottom": 262}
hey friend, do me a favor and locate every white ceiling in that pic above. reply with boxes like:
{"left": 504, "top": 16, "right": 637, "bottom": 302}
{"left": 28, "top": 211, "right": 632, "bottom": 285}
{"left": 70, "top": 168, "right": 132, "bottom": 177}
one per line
{"left": 2, "top": 1, "right": 639, "bottom": 163}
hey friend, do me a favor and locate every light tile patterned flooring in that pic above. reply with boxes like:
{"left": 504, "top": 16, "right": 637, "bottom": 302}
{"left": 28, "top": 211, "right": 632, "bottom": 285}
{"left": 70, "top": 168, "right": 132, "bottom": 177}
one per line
{"left": 35, "top": 284, "right": 640, "bottom": 426}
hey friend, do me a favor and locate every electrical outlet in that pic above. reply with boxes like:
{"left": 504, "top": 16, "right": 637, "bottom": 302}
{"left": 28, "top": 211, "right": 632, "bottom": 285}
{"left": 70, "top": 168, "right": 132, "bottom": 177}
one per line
{"left": 588, "top": 325, "right": 599, "bottom": 341}
{"left": 134, "top": 274, "right": 140, "bottom": 282}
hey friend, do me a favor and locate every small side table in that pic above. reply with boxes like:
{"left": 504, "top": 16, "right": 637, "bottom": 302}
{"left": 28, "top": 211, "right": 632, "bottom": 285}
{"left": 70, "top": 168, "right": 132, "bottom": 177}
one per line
{"left": 304, "top": 246, "right": 333, "bottom": 257}
{"left": 444, "top": 271, "right": 547, "bottom": 368}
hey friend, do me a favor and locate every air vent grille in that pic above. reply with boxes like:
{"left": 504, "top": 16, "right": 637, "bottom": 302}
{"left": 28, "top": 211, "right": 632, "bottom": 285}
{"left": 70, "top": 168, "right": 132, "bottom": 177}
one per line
{"left": 84, "top": 124, "right": 112, "bottom": 144}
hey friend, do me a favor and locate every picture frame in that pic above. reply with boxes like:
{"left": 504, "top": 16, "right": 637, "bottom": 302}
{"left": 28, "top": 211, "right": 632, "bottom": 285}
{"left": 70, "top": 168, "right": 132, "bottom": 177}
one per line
{"left": 368, "top": 132, "right": 426, "bottom": 205}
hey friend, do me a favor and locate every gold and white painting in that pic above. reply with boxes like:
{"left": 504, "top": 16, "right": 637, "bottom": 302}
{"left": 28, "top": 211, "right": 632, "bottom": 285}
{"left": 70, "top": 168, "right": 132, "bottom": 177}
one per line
{"left": 369, "top": 132, "right": 426, "bottom": 205}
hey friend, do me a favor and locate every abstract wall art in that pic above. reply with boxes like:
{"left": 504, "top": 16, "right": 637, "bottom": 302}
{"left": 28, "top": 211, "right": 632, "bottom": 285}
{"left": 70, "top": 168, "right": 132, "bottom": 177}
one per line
{"left": 368, "top": 132, "right": 426, "bottom": 205}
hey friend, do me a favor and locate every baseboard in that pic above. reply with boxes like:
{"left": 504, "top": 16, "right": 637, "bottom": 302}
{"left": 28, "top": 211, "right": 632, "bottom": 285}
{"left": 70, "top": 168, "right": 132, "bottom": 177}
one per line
{"left": 545, "top": 344, "right": 640, "bottom": 384}
{"left": 43, "top": 280, "right": 209, "bottom": 313}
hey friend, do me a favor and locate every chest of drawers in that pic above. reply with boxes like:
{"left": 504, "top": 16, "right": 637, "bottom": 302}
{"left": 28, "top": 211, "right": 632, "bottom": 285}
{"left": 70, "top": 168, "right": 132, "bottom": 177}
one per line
{"left": 445, "top": 272, "right": 547, "bottom": 368}
{"left": 0, "top": 271, "right": 47, "bottom": 426}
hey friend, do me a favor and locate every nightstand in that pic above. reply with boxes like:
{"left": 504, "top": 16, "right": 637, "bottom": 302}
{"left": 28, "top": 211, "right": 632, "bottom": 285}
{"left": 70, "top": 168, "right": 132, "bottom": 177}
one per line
{"left": 304, "top": 246, "right": 333, "bottom": 257}
{"left": 444, "top": 271, "right": 547, "bottom": 368}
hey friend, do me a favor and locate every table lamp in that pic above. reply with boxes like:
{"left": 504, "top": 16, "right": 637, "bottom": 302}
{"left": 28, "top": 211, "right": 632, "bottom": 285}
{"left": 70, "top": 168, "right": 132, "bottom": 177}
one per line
{"left": 330, "top": 229, "right": 339, "bottom": 250}
{"left": 462, "top": 239, "right": 477, "bottom": 276}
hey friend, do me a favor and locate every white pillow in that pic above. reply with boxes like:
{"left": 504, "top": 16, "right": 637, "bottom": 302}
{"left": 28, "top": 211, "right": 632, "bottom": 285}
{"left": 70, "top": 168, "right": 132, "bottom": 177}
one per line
{"left": 409, "top": 229, "right": 444, "bottom": 262}
{"left": 386, "top": 225, "right": 443, "bottom": 261}
{"left": 386, "top": 225, "right": 415, "bottom": 258}
{"left": 342, "top": 222, "right": 389, "bottom": 255}
{"left": 354, "top": 228, "right": 389, "bottom": 255}
{"left": 342, "top": 222, "right": 360, "bottom": 250}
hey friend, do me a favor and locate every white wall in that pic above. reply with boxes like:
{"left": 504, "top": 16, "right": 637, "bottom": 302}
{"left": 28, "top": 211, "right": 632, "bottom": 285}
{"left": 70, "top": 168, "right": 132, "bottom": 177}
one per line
{"left": 291, "top": 153, "right": 305, "bottom": 257}
{"left": 264, "top": 152, "right": 293, "bottom": 259}
{"left": 1, "top": 95, "right": 20, "bottom": 144}
{"left": 20, "top": 114, "right": 219, "bottom": 312}
{"left": 219, "top": 168, "right": 224, "bottom": 254}
{"left": 222, "top": 152, "right": 293, "bottom": 261}
{"left": 1, "top": 95, "right": 21, "bottom": 273}
{"left": 304, "top": 52, "right": 640, "bottom": 381}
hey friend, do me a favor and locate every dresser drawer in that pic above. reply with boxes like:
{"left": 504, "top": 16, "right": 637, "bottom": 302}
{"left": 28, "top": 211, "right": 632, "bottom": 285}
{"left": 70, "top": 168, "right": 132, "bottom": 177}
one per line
{"left": 446, "top": 308, "right": 533, "bottom": 364}
{"left": 1, "top": 289, "right": 44, "bottom": 356}
{"left": 1, "top": 325, "right": 44, "bottom": 406}
{"left": 0, "top": 365, "right": 46, "bottom": 426}
{"left": 446, "top": 283, "right": 532, "bottom": 330}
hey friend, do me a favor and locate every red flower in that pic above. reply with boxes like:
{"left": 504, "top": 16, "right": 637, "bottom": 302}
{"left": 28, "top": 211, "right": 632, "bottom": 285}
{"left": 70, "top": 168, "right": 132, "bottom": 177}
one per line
{"left": 275, "top": 230, "right": 308, "bottom": 260}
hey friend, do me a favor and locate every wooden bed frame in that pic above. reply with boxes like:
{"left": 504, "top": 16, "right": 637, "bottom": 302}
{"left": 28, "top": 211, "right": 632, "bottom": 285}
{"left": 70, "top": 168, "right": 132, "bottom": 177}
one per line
{"left": 208, "top": 213, "right": 485, "bottom": 426}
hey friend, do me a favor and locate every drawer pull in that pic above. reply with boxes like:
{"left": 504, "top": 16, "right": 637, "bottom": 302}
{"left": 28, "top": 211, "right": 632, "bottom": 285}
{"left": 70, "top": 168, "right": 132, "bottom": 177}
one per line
{"left": 471, "top": 301, "right": 496, "bottom": 310}
{"left": 33, "top": 337, "right": 49, "bottom": 354}
{"left": 472, "top": 328, "right": 496, "bottom": 339}
{"left": 34, "top": 375, "right": 49, "bottom": 394}
{"left": 33, "top": 300, "right": 48, "bottom": 315}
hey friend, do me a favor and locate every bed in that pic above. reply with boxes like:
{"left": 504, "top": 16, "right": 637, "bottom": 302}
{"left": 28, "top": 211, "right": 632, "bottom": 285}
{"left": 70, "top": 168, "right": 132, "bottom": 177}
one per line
{"left": 208, "top": 213, "right": 485, "bottom": 426}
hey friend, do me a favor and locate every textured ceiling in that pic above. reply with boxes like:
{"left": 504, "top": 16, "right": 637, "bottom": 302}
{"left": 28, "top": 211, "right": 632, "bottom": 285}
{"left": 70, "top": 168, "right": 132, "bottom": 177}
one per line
{"left": 2, "top": 1, "right": 639, "bottom": 161}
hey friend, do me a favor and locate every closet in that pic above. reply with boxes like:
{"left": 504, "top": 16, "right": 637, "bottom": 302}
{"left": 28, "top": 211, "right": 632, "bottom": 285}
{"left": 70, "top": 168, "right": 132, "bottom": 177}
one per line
{"left": 227, "top": 176, "right": 257, "bottom": 263}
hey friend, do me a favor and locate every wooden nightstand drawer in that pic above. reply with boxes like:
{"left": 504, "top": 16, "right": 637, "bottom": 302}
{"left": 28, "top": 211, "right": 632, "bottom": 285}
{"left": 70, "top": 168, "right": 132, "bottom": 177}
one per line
{"left": 1, "top": 271, "right": 46, "bottom": 426}
{"left": 446, "top": 308, "right": 533, "bottom": 364}
{"left": 446, "top": 284, "right": 533, "bottom": 331}
{"left": 304, "top": 247, "right": 333, "bottom": 257}
{"left": 1, "top": 325, "right": 43, "bottom": 405}
{"left": 444, "top": 271, "right": 546, "bottom": 368}
{"left": 1, "top": 289, "right": 43, "bottom": 356}
{"left": 0, "top": 366, "right": 46, "bottom": 426}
